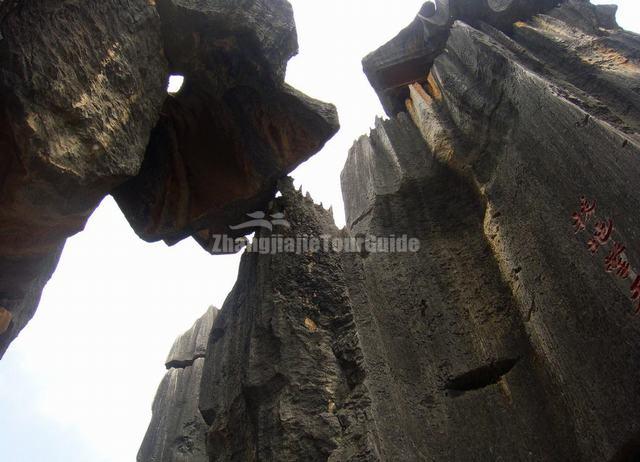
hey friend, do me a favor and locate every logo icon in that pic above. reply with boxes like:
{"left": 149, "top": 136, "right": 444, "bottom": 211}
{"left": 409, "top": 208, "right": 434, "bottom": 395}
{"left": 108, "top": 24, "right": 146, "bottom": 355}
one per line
{"left": 229, "top": 211, "right": 290, "bottom": 232}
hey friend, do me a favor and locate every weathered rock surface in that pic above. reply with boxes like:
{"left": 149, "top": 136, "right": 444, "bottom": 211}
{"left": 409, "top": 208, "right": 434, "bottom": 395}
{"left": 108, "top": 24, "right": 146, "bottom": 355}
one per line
{"left": 399, "top": 4, "right": 640, "bottom": 458}
{"left": 166, "top": 304, "right": 218, "bottom": 369}
{"left": 342, "top": 116, "right": 576, "bottom": 461}
{"left": 199, "top": 179, "right": 376, "bottom": 461}
{"left": 347, "top": 0, "right": 640, "bottom": 459}
{"left": 0, "top": 0, "right": 338, "bottom": 357}
{"left": 139, "top": 1, "right": 640, "bottom": 461}
{"left": 0, "top": 0, "right": 168, "bottom": 357}
{"left": 364, "top": 0, "right": 568, "bottom": 116}
{"left": 138, "top": 306, "right": 219, "bottom": 462}
{"left": 112, "top": 0, "right": 339, "bottom": 249}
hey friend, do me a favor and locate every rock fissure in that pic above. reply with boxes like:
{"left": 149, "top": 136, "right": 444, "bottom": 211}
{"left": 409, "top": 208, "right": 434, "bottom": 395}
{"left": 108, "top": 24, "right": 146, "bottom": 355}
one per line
{"left": 444, "top": 357, "right": 520, "bottom": 393}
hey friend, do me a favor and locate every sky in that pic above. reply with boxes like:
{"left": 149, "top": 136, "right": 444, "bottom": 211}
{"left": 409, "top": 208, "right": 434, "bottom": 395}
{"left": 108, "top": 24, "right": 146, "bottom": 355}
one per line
{"left": 0, "top": 1, "right": 638, "bottom": 461}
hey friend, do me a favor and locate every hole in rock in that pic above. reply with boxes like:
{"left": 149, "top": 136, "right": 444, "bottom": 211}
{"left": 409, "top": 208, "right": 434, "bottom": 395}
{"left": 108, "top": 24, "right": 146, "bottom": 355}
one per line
{"left": 167, "top": 74, "right": 185, "bottom": 94}
{"left": 445, "top": 357, "right": 520, "bottom": 393}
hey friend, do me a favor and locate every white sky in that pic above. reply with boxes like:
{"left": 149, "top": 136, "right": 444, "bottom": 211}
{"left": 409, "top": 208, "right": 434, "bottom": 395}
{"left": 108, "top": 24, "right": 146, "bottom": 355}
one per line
{"left": 0, "top": 1, "right": 637, "bottom": 461}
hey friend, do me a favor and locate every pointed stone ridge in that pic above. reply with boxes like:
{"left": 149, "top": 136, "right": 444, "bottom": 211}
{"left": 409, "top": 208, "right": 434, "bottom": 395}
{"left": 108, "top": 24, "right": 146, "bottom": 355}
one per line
{"left": 0, "top": 0, "right": 338, "bottom": 358}
{"left": 165, "top": 305, "right": 219, "bottom": 369}
{"left": 198, "top": 178, "right": 377, "bottom": 461}
{"left": 341, "top": 113, "right": 434, "bottom": 229}
{"left": 363, "top": 0, "right": 564, "bottom": 116}
{"left": 138, "top": 306, "right": 217, "bottom": 462}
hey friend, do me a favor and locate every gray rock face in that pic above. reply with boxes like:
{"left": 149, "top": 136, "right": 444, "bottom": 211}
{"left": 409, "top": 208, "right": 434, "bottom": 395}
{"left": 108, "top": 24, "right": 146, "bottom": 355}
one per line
{"left": 344, "top": 0, "right": 640, "bottom": 459}
{"left": 166, "top": 305, "right": 219, "bottom": 369}
{"left": 199, "top": 179, "right": 376, "bottom": 462}
{"left": 139, "top": 1, "right": 640, "bottom": 461}
{"left": 138, "top": 306, "right": 219, "bottom": 462}
{"left": 342, "top": 117, "right": 576, "bottom": 461}
{"left": 0, "top": 0, "right": 338, "bottom": 358}
{"left": 403, "top": 7, "right": 640, "bottom": 459}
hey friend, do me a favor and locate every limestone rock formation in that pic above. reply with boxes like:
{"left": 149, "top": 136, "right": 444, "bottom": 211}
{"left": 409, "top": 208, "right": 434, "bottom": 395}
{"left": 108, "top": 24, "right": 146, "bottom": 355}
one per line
{"left": 350, "top": 1, "right": 640, "bottom": 458}
{"left": 113, "top": 0, "right": 339, "bottom": 249}
{"left": 341, "top": 116, "right": 576, "bottom": 461}
{"left": 0, "top": 0, "right": 168, "bottom": 357}
{"left": 198, "top": 178, "right": 376, "bottom": 461}
{"left": 349, "top": 2, "right": 640, "bottom": 458}
{"left": 139, "top": 306, "right": 219, "bottom": 462}
{"left": 140, "top": 1, "right": 640, "bottom": 461}
{"left": 0, "top": 0, "right": 338, "bottom": 358}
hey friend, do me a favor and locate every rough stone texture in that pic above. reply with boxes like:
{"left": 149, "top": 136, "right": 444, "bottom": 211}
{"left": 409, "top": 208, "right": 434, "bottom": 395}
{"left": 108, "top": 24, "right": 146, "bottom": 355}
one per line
{"left": 355, "top": 0, "right": 640, "bottom": 458}
{"left": 0, "top": 0, "right": 168, "bottom": 358}
{"left": 342, "top": 116, "right": 576, "bottom": 461}
{"left": 138, "top": 306, "right": 219, "bottom": 462}
{"left": 112, "top": 0, "right": 340, "bottom": 250}
{"left": 199, "top": 179, "right": 376, "bottom": 462}
{"left": 399, "top": 6, "right": 640, "bottom": 457}
{"left": 166, "top": 305, "right": 218, "bottom": 369}
{"left": 156, "top": 1, "right": 640, "bottom": 461}
{"left": 363, "top": 0, "right": 562, "bottom": 116}
{"left": 0, "top": 0, "right": 338, "bottom": 358}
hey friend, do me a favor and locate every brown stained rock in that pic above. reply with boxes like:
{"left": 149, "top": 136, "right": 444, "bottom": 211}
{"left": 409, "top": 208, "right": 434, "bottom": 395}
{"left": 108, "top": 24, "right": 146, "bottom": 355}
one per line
{"left": 0, "top": 0, "right": 338, "bottom": 357}
{"left": 363, "top": 0, "right": 562, "bottom": 116}
{"left": 112, "top": 0, "right": 340, "bottom": 251}
{"left": 0, "top": 307, "right": 11, "bottom": 334}
{"left": 0, "top": 0, "right": 168, "bottom": 357}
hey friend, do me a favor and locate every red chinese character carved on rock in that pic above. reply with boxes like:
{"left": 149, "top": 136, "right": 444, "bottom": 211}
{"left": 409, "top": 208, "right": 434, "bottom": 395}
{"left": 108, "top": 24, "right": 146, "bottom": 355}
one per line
{"left": 580, "top": 197, "right": 596, "bottom": 221}
{"left": 587, "top": 238, "right": 600, "bottom": 254}
{"left": 631, "top": 276, "right": 640, "bottom": 301}
{"left": 594, "top": 219, "right": 614, "bottom": 244}
{"left": 604, "top": 242, "right": 630, "bottom": 278}
{"left": 572, "top": 212, "right": 586, "bottom": 234}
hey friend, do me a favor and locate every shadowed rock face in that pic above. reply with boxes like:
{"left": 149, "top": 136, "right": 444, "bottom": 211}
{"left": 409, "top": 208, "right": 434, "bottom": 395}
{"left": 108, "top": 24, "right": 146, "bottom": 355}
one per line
{"left": 401, "top": 6, "right": 640, "bottom": 457}
{"left": 140, "top": 1, "right": 640, "bottom": 461}
{"left": 139, "top": 306, "right": 219, "bottom": 462}
{"left": 0, "top": 0, "right": 338, "bottom": 357}
{"left": 341, "top": 117, "right": 576, "bottom": 460}
{"left": 348, "top": 0, "right": 640, "bottom": 458}
{"left": 113, "top": 0, "right": 339, "bottom": 250}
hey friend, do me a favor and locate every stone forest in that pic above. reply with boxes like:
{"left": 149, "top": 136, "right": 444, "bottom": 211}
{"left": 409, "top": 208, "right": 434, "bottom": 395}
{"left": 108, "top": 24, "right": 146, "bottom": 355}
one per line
{"left": 1, "top": 0, "right": 640, "bottom": 460}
